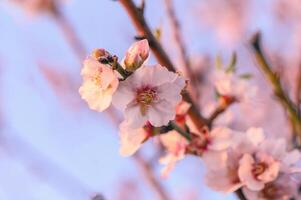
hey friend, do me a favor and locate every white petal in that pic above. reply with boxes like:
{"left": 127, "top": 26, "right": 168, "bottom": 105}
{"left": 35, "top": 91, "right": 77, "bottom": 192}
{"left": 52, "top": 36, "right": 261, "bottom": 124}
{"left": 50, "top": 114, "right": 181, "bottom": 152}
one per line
{"left": 238, "top": 154, "right": 264, "bottom": 191}
{"left": 246, "top": 127, "right": 265, "bottom": 146}
{"left": 112, "top": 82, "right": 135, "bottom": 110}
{"left": 209, "top": 127, "right": 232, "bottom": 151}
{"left": 119, "top": 121, "right": 147, "bottom": 156}
{"left": 124, "top": 103, "right": 147, "bottom": 129}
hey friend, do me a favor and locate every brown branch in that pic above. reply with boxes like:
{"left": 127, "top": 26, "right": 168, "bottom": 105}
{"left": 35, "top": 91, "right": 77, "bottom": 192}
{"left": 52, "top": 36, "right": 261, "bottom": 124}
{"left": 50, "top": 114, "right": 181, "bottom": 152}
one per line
{"left": 118, "top": 0, "right": 208, "bottom": 131}
{"left": 133, "top": 153, "right": 171, "bottom": 200}
{"left": 163, "top": 0, "right": 200, "bottom": 102}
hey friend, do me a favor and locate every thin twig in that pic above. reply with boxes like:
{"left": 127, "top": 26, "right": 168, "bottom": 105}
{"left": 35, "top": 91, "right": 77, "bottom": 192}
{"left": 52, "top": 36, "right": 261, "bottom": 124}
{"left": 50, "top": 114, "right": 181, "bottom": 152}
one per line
{"left": 250, "top": 32, "right": 301, "bottom": 138}
{"left": 133, "top": 153, "right": 171, "bottom": 200}
{"left": 163, "top": 0, "right": 200, "bottom": 102}
{"left": 118, "top": 0, "right": 208, "bottom": 131}
{"left": 170, "top": 121, "right": 192, "bottom": 141}
{"left": 207, "top": 96, "right": 236, "bottom": 128}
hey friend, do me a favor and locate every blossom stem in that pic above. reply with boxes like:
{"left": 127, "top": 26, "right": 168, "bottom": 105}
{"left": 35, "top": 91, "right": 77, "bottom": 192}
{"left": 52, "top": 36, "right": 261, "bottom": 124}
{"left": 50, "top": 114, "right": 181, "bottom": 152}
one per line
{"left": 207, "top": 96, "right": 236, "bottom": 128}
{"left": 250, "top": 32, "right": 301, "bottom": 138}
{"left": 118, "top": 0, "right": 208, "bottom": 132}
{"left": 111, "top": 57, "right": 132, "bottom": 80}
{"left": 170, "top": 121, "right": 192, "bottom": 141}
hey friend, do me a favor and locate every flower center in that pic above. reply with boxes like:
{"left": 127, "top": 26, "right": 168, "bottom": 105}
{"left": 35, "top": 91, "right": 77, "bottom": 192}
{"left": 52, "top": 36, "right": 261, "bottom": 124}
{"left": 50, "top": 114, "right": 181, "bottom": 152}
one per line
{"left": 137, "top": 87, "right": 157, "bottom": 105}
{"left": 252, "top": 162, "right": 267, "bottom": 177}
{"left": 136, "top": 87, "right": 157, "bottom": 115}
{"left": 92, "top": 74, "right": 102, "bottom": 85}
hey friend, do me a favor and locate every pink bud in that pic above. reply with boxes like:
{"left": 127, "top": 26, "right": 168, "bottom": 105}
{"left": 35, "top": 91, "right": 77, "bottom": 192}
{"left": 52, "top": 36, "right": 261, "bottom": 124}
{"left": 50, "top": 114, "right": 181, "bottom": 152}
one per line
{"left": 124, "top": 39, "right": 149, "bottom": 71}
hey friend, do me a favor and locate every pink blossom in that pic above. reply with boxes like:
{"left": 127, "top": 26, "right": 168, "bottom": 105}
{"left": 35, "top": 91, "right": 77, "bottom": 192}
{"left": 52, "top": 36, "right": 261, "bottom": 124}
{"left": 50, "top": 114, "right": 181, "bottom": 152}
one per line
{"left": 118, "top": 121, "right": 151, "bottom": 156}
{"left": 123, "top": 39, "right": 150, "bottom": 72}
{"left": 205, "top": 128, "right": 265, "bottom": 192}
{"left": 243, "top": 174, "right": 301, "bottom": 200}
{"left": 79, "top": 55, "right": 119, "bottom": 112}
{"left": 159, "top": 130, "right": 188, "bottom": 178}
{"left": 212, "top": 69, "right": 257, "bottom": 102}
{"left": 113, "top": 64, "right": 185, "bottom": 129}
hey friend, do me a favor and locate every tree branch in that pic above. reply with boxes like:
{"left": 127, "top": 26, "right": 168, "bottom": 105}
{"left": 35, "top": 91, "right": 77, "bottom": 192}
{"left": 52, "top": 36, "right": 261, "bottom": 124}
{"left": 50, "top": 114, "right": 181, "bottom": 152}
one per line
{"left": 207, "top": 96, "right": 236, "bottom": 128}
{"left": 163, "top": 0, "right": 201, "bottom": 103}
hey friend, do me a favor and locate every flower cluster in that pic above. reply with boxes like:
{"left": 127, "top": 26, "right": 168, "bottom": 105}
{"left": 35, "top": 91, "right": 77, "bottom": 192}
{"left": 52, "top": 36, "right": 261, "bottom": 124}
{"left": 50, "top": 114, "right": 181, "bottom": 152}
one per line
{"left": 205, "top": 128, "right": 301, "bottom": 200}
{"left": 79, "top": 40, "right": 301, "bottom": 200}
{"left": 79, "top": 39, "right": 186, "bottom": 156}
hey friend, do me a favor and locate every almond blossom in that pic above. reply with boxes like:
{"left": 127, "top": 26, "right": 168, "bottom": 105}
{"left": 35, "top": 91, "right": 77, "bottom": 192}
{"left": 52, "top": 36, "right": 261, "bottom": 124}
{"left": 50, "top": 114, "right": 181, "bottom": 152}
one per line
{"left": 159, "top": 102, "right": 191, "bottom": 178}
{"left": 113, "top": 64, "right": 186, "bottom": 129}
{"left": 123, "top": 39, "right": 149, "bottom": 72}
{"left": 79, "top": 50, "right": 119, "bottom": 112}
{"left": 212, "top": 68, "right": 257, "bottom": 102}
{"left": 159, "top": 102, "right": 232, "bottom": 177}
{"left": 205, "top": 127, "right": 301, "bottom": 194}
{"left": 243, "top": 174, "right": 301, "bottom": 200}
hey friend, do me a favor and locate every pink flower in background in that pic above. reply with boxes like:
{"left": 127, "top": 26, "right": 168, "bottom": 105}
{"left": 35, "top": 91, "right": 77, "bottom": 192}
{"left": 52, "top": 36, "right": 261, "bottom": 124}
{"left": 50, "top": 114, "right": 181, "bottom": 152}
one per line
{"left": 205, "top": 127, "right": 301, "bottom": 194}
{"left": 205, "top": 128, "right": 264, "bottom": 192}
{"left": 119, "top": 121, "right": 152, "bottom": 156}
{"left": 159, "top": 130, "right": 188, "bottom": 178}
{"left": 158, "top": 101, "right": 190, "bottom": 177}
{"left": 113, "top": 64, "right": 185, "bottom": 129}
{"left": 79, "top": 55, "right": 119, "bottom": 112}
{"left": 212, "top": 69, "right": 257, "bottom": 102}
{"left": 123, "top": 39, "right": 150, "bottom": 72}
{"left": 243, "top": 174, "right": 301, "bottom": 200}
{"left": 238, "top": 137, "right": 301, "bottom": 191}
{"left": 238, "top": 152, "right": 280, "bottom": 191}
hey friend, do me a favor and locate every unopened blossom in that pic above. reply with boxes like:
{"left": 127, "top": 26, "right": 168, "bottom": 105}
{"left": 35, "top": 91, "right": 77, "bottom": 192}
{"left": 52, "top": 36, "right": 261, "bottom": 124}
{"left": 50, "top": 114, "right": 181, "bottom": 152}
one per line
{"left": 79, "top": 51, "right": 119, "bottom": 112}
{"left": 119, "top": 121, "right": 153, "bottom": 156}
{"left": 123, "top": 39, "right": 149, "bottom": 72}
{"left": 113, "top": 64, "right": 186, "bottom": 129}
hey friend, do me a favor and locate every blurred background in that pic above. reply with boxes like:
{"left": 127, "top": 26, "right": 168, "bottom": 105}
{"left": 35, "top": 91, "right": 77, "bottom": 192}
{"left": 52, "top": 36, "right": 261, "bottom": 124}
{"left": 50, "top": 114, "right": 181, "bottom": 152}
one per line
{"left": 0, "top": 0, "right": 300, "bottom": 199}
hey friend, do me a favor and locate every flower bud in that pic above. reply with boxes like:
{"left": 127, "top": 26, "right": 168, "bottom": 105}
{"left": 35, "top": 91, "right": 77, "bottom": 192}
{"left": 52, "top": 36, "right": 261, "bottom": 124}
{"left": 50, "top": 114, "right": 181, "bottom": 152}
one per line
{"left": 124, "top": 39, "right": 149, "bottom": 72}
